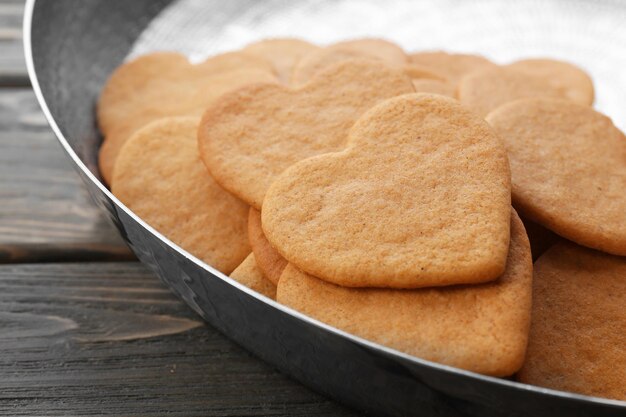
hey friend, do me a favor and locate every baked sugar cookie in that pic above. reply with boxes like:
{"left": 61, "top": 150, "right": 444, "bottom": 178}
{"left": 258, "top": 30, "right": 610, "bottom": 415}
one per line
{"left": 98, "top": 52, "right": 277, "bottom": 184}
{"left": 230, "top": 253, "right": 277, "bottom": 299}
{"left": 244, "top": 38, "right": 320, "bottom": 83}
{"left": 291, "top": 38, "right": 407, "bottom": 85}
{"left": 458, "top": 67, "right": 566, "bottom": 117}
{"left": 98, "top": 52, "right": 274, "bottom": 136}
{"left": 263, "top": 94, "right": 511, "bottom": 288}
{"left": 507, "top": 58, "right": 594, "bottom": 106}
{"left": 277, "top": 210, "right": 532, "bottom": 376}
{"left": 409, "top": 51, "right": 496, "bottom": 84}
{"left": 111, "top": 117, "right": 250, "bottom": 274}
{"left": 98, "top": 52, "right": 186, "bottom": 135}
{"left": 487, "top": 98, "right": 626, "bottom": 256}
{"left": 248, "top": 208, "right": 287, "bottom": 286}
{"left": 198, "top": 59, "right": 415, "bottom": 209}
{"left": 517, "top": 243, "right": 626, "bottom": 400}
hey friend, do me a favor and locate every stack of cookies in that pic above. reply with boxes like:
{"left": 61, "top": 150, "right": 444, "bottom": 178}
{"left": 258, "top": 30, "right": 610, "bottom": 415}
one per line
{"left": 98, "top": 38, "right": 625, "bottom": 401}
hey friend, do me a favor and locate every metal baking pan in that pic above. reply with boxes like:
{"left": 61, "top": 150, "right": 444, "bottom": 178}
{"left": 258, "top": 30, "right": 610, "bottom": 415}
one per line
{"left": 24, "top": 0, "right": 626, "bottom": 415}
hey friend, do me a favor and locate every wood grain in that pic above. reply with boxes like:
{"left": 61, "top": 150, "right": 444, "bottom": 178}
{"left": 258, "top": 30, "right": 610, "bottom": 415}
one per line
{"left": 0, "top": 0, "right": 28, "bottom": 86}
{"left": 0, "top": 262, "right": 360, "bottom": 416}
{"left": 0, "top": 89, "right": 134, "bottom": 262}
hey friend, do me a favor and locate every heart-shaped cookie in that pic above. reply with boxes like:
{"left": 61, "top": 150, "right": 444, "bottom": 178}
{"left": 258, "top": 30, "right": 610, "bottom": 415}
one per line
{"left": 198, "top": 59, "right": 415, "bottom": 209}
{"left": 458, "top": 66, "right": 571, "bottom": 117}
{"left": 486, "top": 98, "right": 626, "bottom": 255}
{"left": 292, "top": 46, "right": 444, "bottom": 93}
{"left": 262, "top": 94, "right": 512, "bottom": 288}
{"left": 507, "top": 58, "right": 594, "bottom": 106}
{"left": 291, "top": 38, "right": 407, "bottom": 85}
{"left": 111, "top": 117, "right": 250, "bottom": 274}
{"left": 291, "top": 39, "right": 448, "bottom": 88}
{"left": 97, "top": 51, "right": 277, "bottom": 184}
{"left": 518, "top": 242, "right": 626, "bottom": 400}
{"left": 277, "top": 210, "right": 532, "bottom": 376}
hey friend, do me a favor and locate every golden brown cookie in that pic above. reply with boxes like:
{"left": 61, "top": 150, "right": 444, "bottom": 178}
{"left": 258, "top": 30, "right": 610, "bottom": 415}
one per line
{"left": 263, "top": 93, "right": 511, "bottom": 288}
{"left": 507, "top": 58, "right": 594, "bottom": 106}
{"left": 98, "top": 51, "right": 274, "bottom": 135}
{"left": 230, "top": 253, "right": 277, "bottom": 299}
{"left": 277, "top": 210, "right": 532, "bottom": 376}
{"left": 98, "top": 52, "right": 186, "bottom": 134}
{"left": 97, "top": 52, "right": 277, "bottom": 184}
{"left": 111, "top": 117, "right": 250, "bottom": 274}
{"left": 291, "top": 38, "right": 407, "bottom": 85}
{"left": 243, "top": 38, "right": 320, "bottom": 83}
{"left": 487, "top": 98, "right": 626, "bottom": 256}
{"left": 409, "top": 51, "right": 496, "bottom": 84}
{"left": 458, "top": 66, "right": 567, "bottom": 117}
{"left": 198, "top": 59, "right": 415, "bottom": 209}
{"left": 517, "top": 243, "right": 626, "bottom": 400}
{"left": 248, "top": 208, "right": 287, "bottom": 286}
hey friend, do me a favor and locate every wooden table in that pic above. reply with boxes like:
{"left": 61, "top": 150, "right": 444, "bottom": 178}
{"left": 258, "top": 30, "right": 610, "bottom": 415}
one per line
{"left": 0, "top": 1, "right": 360, "bottom": 415}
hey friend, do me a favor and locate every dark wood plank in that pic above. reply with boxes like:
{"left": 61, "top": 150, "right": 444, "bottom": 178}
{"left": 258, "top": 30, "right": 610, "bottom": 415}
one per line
{"left": 0, "top": 0, "right": 29, "bottom": 86}
{"left": 0, "top": 262, "right": 360, "bottom": 417}
{"left": 0, "top": 89, "right": 134, "bottom": 262}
